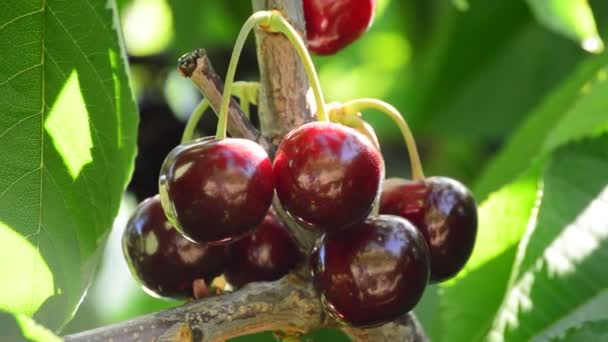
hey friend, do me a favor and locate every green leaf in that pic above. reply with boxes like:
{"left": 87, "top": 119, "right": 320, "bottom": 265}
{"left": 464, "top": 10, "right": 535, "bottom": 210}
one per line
{"left": 489, "top": 135, "right": 608, "bottom": 341}
{"left": 408, "top": 0, "right": 532, "bottom": 134}
{"left": 405, "top": 0, "right": 598, "bottom": 147}
{"left": 551, "top": 320, "right": 608, "bottom": 342}
{"left": 434, "top": 164, "right": 542, "bottom": 342}
{"left": 527, "top": 0, "right": 604, "bottom": 53}
{"left": 419, "top": 26, "right": 586, "bottom": 142}
{"left": 0, "top": 310, "right": 61, "bottom": 342}
{"left": 0, "top": 0, "right": 138, "bottom": 331}
{"left": 474, "top": 53, "right": 608, "bottom": 200}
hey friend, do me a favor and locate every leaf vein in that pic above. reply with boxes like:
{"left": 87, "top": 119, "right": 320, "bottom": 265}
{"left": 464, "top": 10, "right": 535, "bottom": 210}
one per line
{"left": 0, "top": 167, "right": 42, "bottom": 198}
{"left": 0, "top": 63, "right": 42, "bottom": 87}
{"left": 32, "top": 0, "right": 47, "bottom": 313}
{"left": 0, "top": 8, "right": 43, "bottom": 32}
{"left": 0, "top": 111, "right": 40, "bottom": 140}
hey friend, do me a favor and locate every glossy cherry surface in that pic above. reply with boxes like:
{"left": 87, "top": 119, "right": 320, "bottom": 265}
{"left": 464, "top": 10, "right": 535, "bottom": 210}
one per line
{"left": 159, "top": 137, "right": 274, "bottom": 244}
{"left": 273, "top": 122, "right": 383, "bottom": 232}
{"left": 380, "top": 177, "right": 478, "bottom": 282}
{"left": 303, "top": 0, "right": 376, "bottom": 55}
{"left": 225, "top": 209, "right": 302, "bottom": 287}
{"left": 310, "top": 215, "right": 429, "bottom": 327}
{"left": 122, "top": 196, "right": 227, "bottom": 299}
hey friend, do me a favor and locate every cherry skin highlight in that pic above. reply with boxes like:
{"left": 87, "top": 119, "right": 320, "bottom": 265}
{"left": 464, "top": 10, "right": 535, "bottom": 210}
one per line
{"left": 273, "top": 122, "right": 383, "bottom": 232}
{"left": 122, "top": 196, "right": 227, "bottom": 299}
{"left": 159, "top": 137, "right": 274, "bottom": 244}
{"left": 310, "top": 215, "right": 430, "bottom": 327}
{"left": 303, "top": 0, "right": 376, "bottom": 55}
{"left": 380, "top": 177, "right": 478, "bottom": 282}
{"left": 224, "top": 209, "right": 302, "bottom": 288}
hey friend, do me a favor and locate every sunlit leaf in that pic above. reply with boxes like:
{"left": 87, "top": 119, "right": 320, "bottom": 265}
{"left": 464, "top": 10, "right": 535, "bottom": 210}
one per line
{"left": 0, "top": 0, "right": 137, "bottom": 330}
{"left": 489, "top": 135, "right": 608, "bottom": 341}
{"left": 527, "top": 0, "right": 604, "bottom": 53}
{"left": 0, "top": 310, "right": 61, "bottom": 342}
{"left": 475, "top": 53, "right": 608, "bottom": 201}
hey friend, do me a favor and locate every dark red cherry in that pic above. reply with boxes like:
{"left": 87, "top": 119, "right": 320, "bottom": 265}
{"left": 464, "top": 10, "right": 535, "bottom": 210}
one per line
{"left": 224, "top": 209, "right": 302, "bottom": 287}
{"left": 122, "top": 196, "right": 227, "bottom": 299}
{"left": 159, "top": 137, "right": 274, "bottom": 244}
{"left": 303, "top": 0, "right": 376, "bottom": 55}
{"left": 273, "top": 122, "right": 383, "bottom": 232}
{"left": 310, "top": 215, "right": 430, "bottom": 327}
{"left": 380, "top": 177, "right": 478, "bottom": 282}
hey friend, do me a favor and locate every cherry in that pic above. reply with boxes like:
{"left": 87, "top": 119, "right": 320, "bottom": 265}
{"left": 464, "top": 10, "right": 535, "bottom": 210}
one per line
{"left": 273, "top": 122, "right": 383, "bottom": 232}
{"left": 303, "top": 0, "right": 376, "bottom": 55}
{"left": 310, "top": 215, "right": 429, "bottom": 327}
{"left": 122, "top": 196, "right": 227, "bottom": 299}
{"left": 380, "top": 177, "right": 478, "bottom": 282}
{"left": 224, "top": 209, "right": 302, "bottom": 288}
{"left": 159, "top": 137, "right": 274, "bottom": 244}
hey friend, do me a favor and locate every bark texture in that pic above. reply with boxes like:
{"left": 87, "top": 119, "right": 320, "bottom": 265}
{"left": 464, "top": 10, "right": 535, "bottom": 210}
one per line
{"left": 252, "top": 0, "right": 315, "bottom": 147}
{"left": 64, "top": 275, "right": 427, "bottom": 342}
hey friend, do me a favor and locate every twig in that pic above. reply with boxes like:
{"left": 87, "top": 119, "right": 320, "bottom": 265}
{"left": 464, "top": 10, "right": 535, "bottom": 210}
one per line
{"left": 64, "top": 274, "right": 427, "bottom": 342}
{"left": 177, "top": 49, "right": 275, "bottom": 156}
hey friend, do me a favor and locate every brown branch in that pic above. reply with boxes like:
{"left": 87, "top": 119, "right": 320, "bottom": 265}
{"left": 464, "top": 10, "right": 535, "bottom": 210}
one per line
{"left": 251, "top": 0, "right": 319, "bottom": 253}
{"left": 64, "top": 274, "right": 427, "bottom": 342}
{"left": 252, "top": 0, "right": 315, "bottom": 146}
{"left": 177, "top": 49, "right": 275, "bottom": 156}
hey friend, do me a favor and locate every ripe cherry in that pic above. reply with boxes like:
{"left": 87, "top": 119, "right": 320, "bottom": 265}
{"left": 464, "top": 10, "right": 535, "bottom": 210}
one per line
{"left": 380, "top": 177, "right": 478, "bottom": 282}
{"left": 122, "top": 196, "right": 227, "bottom": 299}
{"left": 303, "top": 0, "right": 376, "bottom": 55}
{"left": 273, "top": 122, "right": 383, "bottom": 232}
{"left": 310, "top": 215, "right": 430, "bottom": 327}
{"left": 224, "top": 209, "right": 302, "bottom": 288}
{"left": 159, "top": 137, "right": 274, "bottom": 244}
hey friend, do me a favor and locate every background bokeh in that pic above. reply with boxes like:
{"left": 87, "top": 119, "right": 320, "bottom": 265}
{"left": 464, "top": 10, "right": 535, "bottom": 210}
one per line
{"left": 62, "top": 0, "right": 608, "bottom": 340}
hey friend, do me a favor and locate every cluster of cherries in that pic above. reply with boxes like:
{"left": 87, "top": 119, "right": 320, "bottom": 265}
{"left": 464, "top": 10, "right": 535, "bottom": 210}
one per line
{"left": 122, "top": 1, "right": 477, "bottom": 329}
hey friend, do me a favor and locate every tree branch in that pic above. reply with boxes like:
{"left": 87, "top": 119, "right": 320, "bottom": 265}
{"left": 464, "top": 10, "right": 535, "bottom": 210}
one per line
{"left": 252, "top": 0, "right": 315, "bottom": 146}
{"left": 177, "top": 49, "right": 275, "bottom": 156}
{"left": 64, "top": 274, "right": 427, "bottom": 342}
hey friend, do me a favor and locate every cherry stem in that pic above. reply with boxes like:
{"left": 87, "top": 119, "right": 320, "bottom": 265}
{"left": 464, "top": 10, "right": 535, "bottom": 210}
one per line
{"left": 181, "top": 98, "right": 210, "bottom": 144}
{"left": 267, "top": 11, "right": 328, "bottom": 122}
{"left": 216, "top": 11, "right": 273, "bottom": 140}
{"left": 342, "top": 98, "right": 425, "bottom": 181}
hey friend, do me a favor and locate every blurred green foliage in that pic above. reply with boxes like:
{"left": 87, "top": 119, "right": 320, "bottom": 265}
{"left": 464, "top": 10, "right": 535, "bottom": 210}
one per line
{"left": 61, "top": 0, "right": 608, "bottom": 340}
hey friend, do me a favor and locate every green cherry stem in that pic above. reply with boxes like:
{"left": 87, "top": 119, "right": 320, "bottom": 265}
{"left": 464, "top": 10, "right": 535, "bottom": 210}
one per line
{"left": 267, "top": 11, "right": 328, "bottom": 122}
{"left": 216, "top": 11, "right": 273, "bottom": 140}
{"left": 342, "top": 98, "right": 425, "bottom": 181}
{"left": 181, "top": 98, "right": 210, "bottom": 144}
